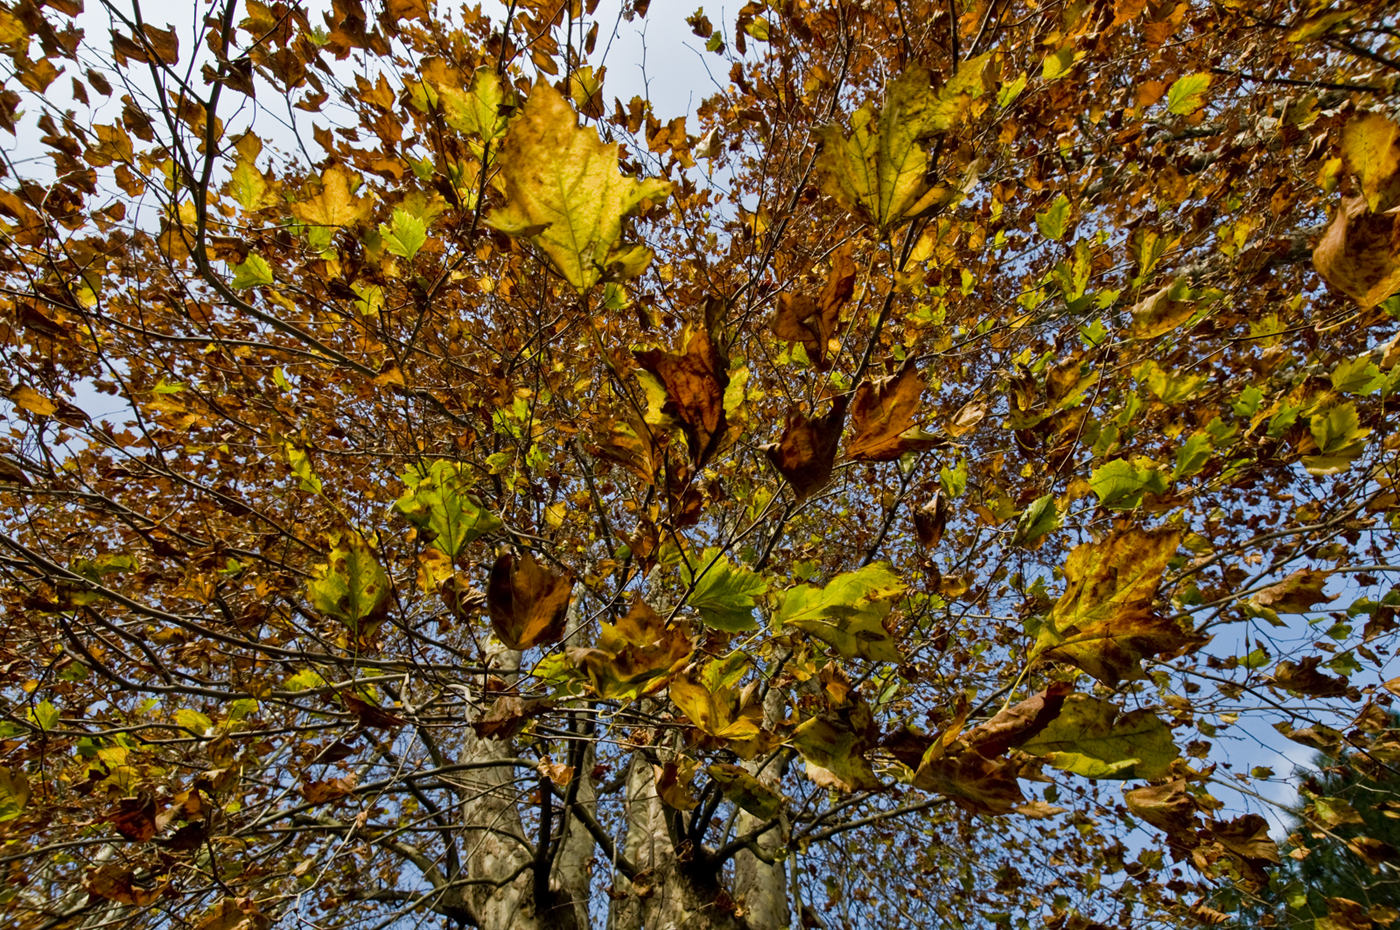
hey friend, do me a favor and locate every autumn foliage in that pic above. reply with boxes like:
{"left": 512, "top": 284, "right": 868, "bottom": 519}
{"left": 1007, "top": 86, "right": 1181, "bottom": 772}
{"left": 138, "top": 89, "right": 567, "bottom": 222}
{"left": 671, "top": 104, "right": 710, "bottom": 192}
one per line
{"left": 2, "top": 1, "right": 1400, "bottom": 930}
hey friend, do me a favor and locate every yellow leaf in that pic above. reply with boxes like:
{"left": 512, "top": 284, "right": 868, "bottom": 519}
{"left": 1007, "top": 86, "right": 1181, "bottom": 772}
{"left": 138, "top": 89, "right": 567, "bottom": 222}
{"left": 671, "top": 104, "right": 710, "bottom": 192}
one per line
{"left": 487, "top": 82, "right": 671, "bottom": 292}
{"left": 290, "top": 167, "right": 372, "bottom": 231}
{"left": 1341, "top": 112, "right": 1400, "bottom": 212}
{"left": 9, "top": 386, "right": 56, "bottom": 417}
{"left": 1032, "top": 527, "right": 1206, "bottom": 685}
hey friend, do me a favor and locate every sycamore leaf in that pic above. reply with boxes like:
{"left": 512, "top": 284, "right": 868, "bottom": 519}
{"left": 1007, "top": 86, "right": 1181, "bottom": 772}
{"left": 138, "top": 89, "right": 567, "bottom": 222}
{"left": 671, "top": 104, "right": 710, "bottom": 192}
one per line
{"left": 1013, "top": 494, "right": 1059, "bottom": 547}
{"left": 815, "top": 59, "right": 987, "bottom": 233}
{"left": 1036, "top": 195, "right": 1072, "bottom": 241}
{"left": 1331, "top": 355, "right": 1384, "bottom": 395}
{"left": 487, "top": 82, "right": 671, "bottom": 292}
{"left": 290, "top": 167, "right": 372, "bottom": 230}
{"left": 487, "top": 552, "right": 573, "bottom": 650}
{"left": 1129, "top": 279, "right": 1195, "bottom": 340}
{"left": 791, "top": 703, "right": 881, "bottom": 791}
{"left": 772, "top": 244, "right": 855, "bottom": 369}
{"left": 1166, "top": 73, "right": 1212, "bottom": 116}
{"left": 84, "top": 863, "right": 169, "bottom": 906}
{"left": 229, "top": 159, "right": 266, "bottom": 210}
{"left": 393, "top": 460, "right": 502, "bottom": 557}
{"left": 471, "top": 696, "right": 553, "bottom": 740}
{"left": 707, "top": 763, "right": 784, "bottom": 818}
{"left": 680, "top": 548, "right": 767, "bottom": 632}
{"left": 570, "top": 601, "right": 693, "bottom": 699}
{"left": 1313, "top": 197, "right": 1400, "bottom": 308}
{"left": 230, "top": 253, "right": 273, "bottom": 289}
{"left": 669, "top": 668, "right": 762, "bottom": 740}
{"left": 1088, "top": 458, "right": 1167, "bottom": 510}
{"left": 763, "top": 399, "right": 847, "bottom": 502}
{"left": 914, "top": 750, "right": 1026, "bottom": 815}
{"left": 634, "top": 327, "right": 729, "bottom": 467}
{"left": 1033, "top": 527, "right": 1204, "bottom": 686}
{"left": 1124, "top": 778, "right": 1200, "bottom": 837}
{"left": 1341, "top": 112, "right": 1400, "bottom": 212}
{"left": 307, "top": 537, "right": 392, "bottom": 632}
{"left": 380, "top": 208, "right": 427, "bottom": 260}
{"left": 196, "top": 898, "right": 273, "bottom": 930}
{"left": 1251, "top": 568, "right": 1336, "bottom": 614}
{"left": 846, "top": 363, "right": 941, "bottom": 461}
{"left": 436, "top": 67, "right": 509, "bottom": 144}
{"left": 780, "top": 562, "right": 906, "bottom": 663}
{"left": 654, "top": 758, "right": 700, "bottom": 810}
{"left": 1019, "top": 694, "right": 1179, "bottom": 780}
{"left": 0, "top": 765, "right": 28, "bottom": 822}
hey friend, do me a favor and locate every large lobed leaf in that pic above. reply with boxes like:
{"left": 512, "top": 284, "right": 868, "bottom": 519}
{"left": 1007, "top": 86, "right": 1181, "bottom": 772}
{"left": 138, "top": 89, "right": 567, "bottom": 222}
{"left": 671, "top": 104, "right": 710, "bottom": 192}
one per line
{"left": 487, "top": 82, "right": 671, "bottom": 292}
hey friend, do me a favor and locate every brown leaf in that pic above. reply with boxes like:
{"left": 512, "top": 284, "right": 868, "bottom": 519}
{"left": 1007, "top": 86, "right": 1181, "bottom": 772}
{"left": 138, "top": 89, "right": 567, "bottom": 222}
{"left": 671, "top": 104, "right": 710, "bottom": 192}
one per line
{"left": 1124, "top": 778, "right": 1200, "bottom": 838}
{"left": 1252, "top": 568, "right": 1337, "bottom": 613}
{"left": 1270, "top": 656, "right": 1349, "bottom": 697}
{"left": 634, "top": 327, "right": 729, "bottom": 467}
{"left": 341, "top": 693, "right": 407, "bottom": 730}
{"left": 1348, "top": 836, "right": 1400, "bottom": 867}
{"left": 471, "top": 696, "right": 554, "bottom": 741}
{"left": 654, "top": 758, "right": 700, "bottom": 810}
{"left": 912, "top": 493, "right": 948, "bottom": 549}
{"left": 961, "top": 682, "right": 1073, "bottom": 757}
{"left": 1318, "top": 898, "right": 1375, "bottom": 930}
{"left": 538, "top": 757, "right": 574, "bottom": 786}
{"left": 914, "top": 750, "right": 1026, "bottom": 815}
{"left": 487, "top": 551, "right": 573, "bottom": 650}
{"left": 773, "top": 244, "right": 855, "bottom": 369}
{"left": 762, "top": 399, "right": 847, "bottom": 502}
{"left": 83, "top": 862, "right": 169, "bottom": 906}
{"left": 300, "top": 774, "right": 357, "bottom": 804}
{"left": 1034, "top": 528, "right": 1205, "bottom": 686}
{"left": 195, "top": 897, "right": 274, "bottom": 930}
{"left": 846, "top": 363, "right": 940, "bottom": 461}
{"left": 142, "top": 24, "right": 179, "bottom": 65}
{"left": 1313, "top": 197, "right": 1400, "bottom": 308}
{"left": 106, "top": 793, "right": 158, "bottom": 842}
{"left": 1205, "top": 813, "right": 1279, "bottom": 887}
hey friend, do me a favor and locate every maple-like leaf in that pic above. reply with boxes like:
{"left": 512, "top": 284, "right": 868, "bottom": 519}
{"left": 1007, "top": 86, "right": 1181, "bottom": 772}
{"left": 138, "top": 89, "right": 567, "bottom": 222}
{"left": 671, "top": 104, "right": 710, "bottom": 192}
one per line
{"left": 780, "top": 562, "right": 906, "bottom": 663}
{"left": 669, "top": 667, "right": 763, "bottom": 740}
{"left": 763, "top": 399, "right": 847, "bottom": 502}
{"left": 815, "top": 58, "right": 989, "bottom": 233}
{"left": 436, "top": 66, "right": 510, "bottom": 146}
{"left": 846, "top": 363, "right": 941, "bottom": 461}
{"left": 393, "top": 461, "right": 502, "bottom": 558}
{"left": 680, "top": 549, "right": 767, "bottom": 632}
{"left": 307, "top": 537, "right": 392, "bottom": 633}
{"left": 487, "top": 551, "right": 573, "bottom": 650}
{"left": 1251, "top": 568, "right": 1336, "bottom": 614}
{"left": 487, "top": 81, "right": 671, "bottom": 292}
{"left": 1019, "top": 694, "right": 1179, "bottom": 780}
{"left": 707, "top": 763, "right": 784, "bottom": 818}
{"left": 1032, "top": 527, "right": 1205, "bottom": 686}
{"left": 634, "top": 327, "right": 729, "bottom": 467}
{"left": 791, "top": 699, "right": 883, "bottom": 791}
{"left": 290, "top": 167, "right": 372, "bottom": 236}
{"left": 1123, "top": 778, "right": 1201, "bottom": 838}
{"left": 569, "top": 601, "right": 692, "bottom": 699}
{"left": 914, "top": 750, "right": 1026, "bottom": 816}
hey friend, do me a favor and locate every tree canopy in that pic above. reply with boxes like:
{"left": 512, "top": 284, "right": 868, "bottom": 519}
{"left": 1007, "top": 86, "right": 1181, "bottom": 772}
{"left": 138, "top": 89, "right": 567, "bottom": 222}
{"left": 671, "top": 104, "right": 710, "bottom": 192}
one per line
{"left": 2, "top": 1, "right": 1400, "bottom": 929}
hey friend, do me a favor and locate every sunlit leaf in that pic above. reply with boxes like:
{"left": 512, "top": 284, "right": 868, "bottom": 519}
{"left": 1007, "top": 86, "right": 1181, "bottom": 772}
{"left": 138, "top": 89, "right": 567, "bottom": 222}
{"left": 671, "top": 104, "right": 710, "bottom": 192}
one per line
{"left": 1020, "top": 694, "right": 1179, "bottom": 780}
{"left": 780, "top": 562, "right": 906, "bottom": 663}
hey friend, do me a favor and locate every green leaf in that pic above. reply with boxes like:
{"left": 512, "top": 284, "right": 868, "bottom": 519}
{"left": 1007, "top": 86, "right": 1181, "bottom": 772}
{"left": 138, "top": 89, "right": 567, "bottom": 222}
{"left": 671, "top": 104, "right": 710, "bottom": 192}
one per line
{"left": 707, "top": 763, "right": 784, "bottom": 818}
{"left": 394, "top": 461, "right": 502, "bottom": 557}
{"left": 307, "top": 536, "right": 392, "bottom": 632}
{"left": 436, "top": 67, "right": 509, "bottom": 144}
{"left": 1310, "top": 402, "right": 1368, "bottom": 454}
{"left": 1014, "top": 494, "right": 1059, "bottom": 547}
{"left": 1041, "top": 46, "right": 1081, "bottom": 81}
{"left": 1331, "top": 356, "right": 1384, "bottom": 395}
{"left": 1089, "top": 459, "right": 1166, "bottom": 510}
{"left": 997, "top": 71, "right": 1027, "bottom": 108}
{"left": 486, "top": 82, "right": 671, "bottom": 292}
{"left": 29, "top": 700, "right": 58, "bottom": 732}
{"left": 1173, "top": 433, "right": 1212, "bottom": 480}
{"left": 1020, "top": 694, "right": 1179, "bottom": 780}
{"left": 1036, "top": 195, "right": 1071, "bottom": 241}
{"left": 380, "top": 208, "right": 427, "bottom": 261}
{"left": 780, "top": 562, "right": 906, "bottom": 663}
{"left": 814, "top": 59, "right": 988, "bottom": 233}
{"left": 1166, "top": 73, "right": 1212, "bottom": 116}
{"left": 681, "top": 549, "right": 768, "bottom": 632}
{"left": 230, "top": 253, "right": 274, "bottom": 289}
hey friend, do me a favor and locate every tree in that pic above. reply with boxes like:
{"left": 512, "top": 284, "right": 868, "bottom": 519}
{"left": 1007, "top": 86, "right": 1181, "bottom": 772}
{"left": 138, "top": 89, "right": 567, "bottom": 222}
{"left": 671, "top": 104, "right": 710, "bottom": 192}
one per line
{"left": 1225, "top": 718, "right": 1400, "bottom": 930}
{"left": 1, "top": 1, "right": 1400, "bottom": 929}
